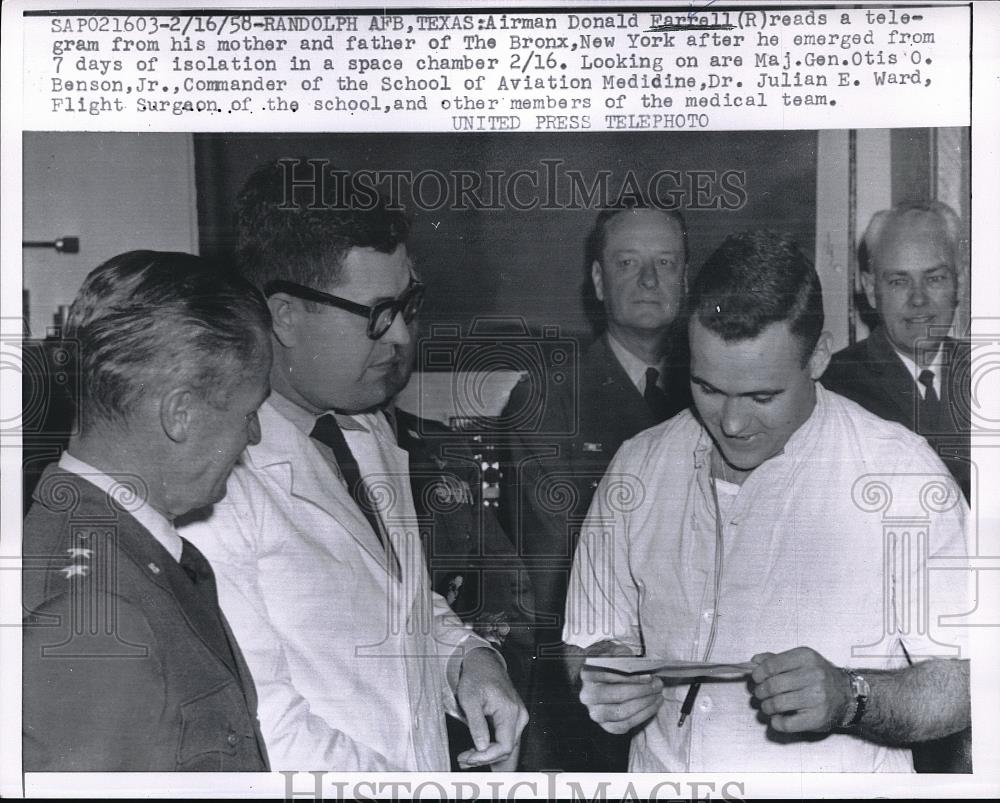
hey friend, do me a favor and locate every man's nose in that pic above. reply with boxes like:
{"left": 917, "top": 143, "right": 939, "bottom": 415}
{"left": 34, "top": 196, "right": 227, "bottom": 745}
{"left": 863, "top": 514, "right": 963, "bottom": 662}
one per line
{"left": 637, "top": 259, "right": 659, "bottom": 289}
{"left": 720, "top": 398, "right": 752, "bottom": 436}
{"left": 380, "top": 311, "right": 412, "bottom": 346}
{"left": 908, "top": 280, "right": 929, "bottom": 307}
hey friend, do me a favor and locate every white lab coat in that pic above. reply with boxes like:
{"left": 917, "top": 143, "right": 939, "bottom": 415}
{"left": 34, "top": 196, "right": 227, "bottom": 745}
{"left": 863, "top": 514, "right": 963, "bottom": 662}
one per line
{"left": 181, "top": 400, "right": 487, "bottom": 771}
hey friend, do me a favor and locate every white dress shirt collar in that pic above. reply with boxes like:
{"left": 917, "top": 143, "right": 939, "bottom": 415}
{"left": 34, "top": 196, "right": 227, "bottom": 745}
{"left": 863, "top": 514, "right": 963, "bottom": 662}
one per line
{"left": 268, "top": 390, "right": 372, "bottom": 437}
{"left": 606, "top": 332, "right": 665, "bottom": 394}
{"left": 894, "top": 345, "right": 944, "bottom": 398}
{"left": 58, "top": 451, "right": 183, "bottom": 562}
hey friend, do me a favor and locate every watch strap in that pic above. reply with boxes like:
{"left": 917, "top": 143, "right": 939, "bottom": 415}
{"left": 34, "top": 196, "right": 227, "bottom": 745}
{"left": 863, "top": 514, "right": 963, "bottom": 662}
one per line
{"left": 841, "top": 668, "right": 870, "bottom": 729}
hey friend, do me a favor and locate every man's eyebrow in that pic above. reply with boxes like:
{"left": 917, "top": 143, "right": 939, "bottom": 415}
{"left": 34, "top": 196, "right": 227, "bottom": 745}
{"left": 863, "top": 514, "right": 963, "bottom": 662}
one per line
{"left": 690, "top": 374, "right": 785, "bottom": 397}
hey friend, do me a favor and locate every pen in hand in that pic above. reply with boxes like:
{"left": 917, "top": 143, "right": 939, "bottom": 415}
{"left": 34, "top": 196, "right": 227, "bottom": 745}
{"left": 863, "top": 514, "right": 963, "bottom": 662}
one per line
{"left": 678, "top": 682, "right": 701, "bottom": 727}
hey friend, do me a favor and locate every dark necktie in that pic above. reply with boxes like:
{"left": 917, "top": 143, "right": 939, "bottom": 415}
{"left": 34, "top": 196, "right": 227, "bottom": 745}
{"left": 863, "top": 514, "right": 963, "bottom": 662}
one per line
{"left": 180, "top": 537, "right": 218, "bottom": 597}
{"left": 179, "top": 537, "right": 238, "bottom": 670}
{"left": 644, "top": 367, "right": 672, "bottom": 422}
{"left": 918, "top": 368, "right": 942, "bottom": 431}
{"left": 310, "top": 414, "right": 401, "bottom": 580}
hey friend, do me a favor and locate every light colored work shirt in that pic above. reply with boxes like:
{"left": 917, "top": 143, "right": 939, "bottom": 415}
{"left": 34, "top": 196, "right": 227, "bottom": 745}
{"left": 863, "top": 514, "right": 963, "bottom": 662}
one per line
{"left": 564, "top": 384, "right": 970, "bottom": 772}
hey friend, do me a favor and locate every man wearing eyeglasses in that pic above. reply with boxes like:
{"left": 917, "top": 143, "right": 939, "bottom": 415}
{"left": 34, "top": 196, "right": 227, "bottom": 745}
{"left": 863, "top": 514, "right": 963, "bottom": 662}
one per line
{"left": 179, "top": 159, "right": 527, "bottom": 772}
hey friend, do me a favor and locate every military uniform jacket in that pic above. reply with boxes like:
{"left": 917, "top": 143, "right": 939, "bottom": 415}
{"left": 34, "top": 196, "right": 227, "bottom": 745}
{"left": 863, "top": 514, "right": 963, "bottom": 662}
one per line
{"left": 392, "top": 407, "right": 534, "bottom": 695}
{"left": 22, "top": 465, "right": 269, "bottom": 772}
{"left": 500, "top": 333, "right": 689, "bottom": 619}
{"left": 822, "top": 326, "right": 971, "bottom": 501}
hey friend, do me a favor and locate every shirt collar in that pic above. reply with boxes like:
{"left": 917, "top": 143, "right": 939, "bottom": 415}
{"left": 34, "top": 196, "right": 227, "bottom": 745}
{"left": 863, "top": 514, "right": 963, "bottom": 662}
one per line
{"left": 606, "top": 332, "right": 664, "bottom": 394}
{"left": 691, "top": 382, "right": 827, "bottom": 478}
{"left": 267, "top": 390, "right": 372, "bottom": 436}
{"left": 58, "top": 451, "right": 183, "bottom": 562}
{"left": 893, "top": 345, "right": 944, "bottom": 398}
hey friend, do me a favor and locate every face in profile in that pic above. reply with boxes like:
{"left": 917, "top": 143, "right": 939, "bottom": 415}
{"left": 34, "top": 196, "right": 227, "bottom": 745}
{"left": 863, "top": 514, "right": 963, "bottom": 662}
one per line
{"left": 591, "top": 209, "right": 686, "bottom": 339}
{"left": 689, "top": 319, "right": 830, "bottom": 473}
{"left": 863, "top": 215, "right": 959, "bottom": 358}
{"left": 178, "top": 345, "right": 272, "bottom": 514}
{"left": 283, "top": 245, "right": 414, "bottom": 414}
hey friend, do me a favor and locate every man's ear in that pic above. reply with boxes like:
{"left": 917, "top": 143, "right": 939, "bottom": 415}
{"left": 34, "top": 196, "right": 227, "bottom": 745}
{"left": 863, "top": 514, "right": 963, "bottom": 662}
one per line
{"left": 808, "top": 331, "right": 833, "bottom": 380}
{"left": 860, "top": 269, "right": 877, "bottom": 311}
{"left": 160, "top": 386, "right": 194, "bottom": 443}
{"left": 268, "top": 294, "right": 299, "bottom": 349}
{"left": 590, "top": 260, "right": 605, "bottom": 302}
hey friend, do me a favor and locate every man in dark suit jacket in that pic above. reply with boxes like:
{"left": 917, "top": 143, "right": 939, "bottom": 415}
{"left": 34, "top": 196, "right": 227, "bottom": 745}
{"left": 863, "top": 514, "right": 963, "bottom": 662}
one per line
{"left": 22, "top": 251, "right": 273, "bottom": 772}
{"left": 501, "top": 207, "right": 691, "bottom": 771}
{"left": 822, "top": 200, "right": 970, "bottom": 502}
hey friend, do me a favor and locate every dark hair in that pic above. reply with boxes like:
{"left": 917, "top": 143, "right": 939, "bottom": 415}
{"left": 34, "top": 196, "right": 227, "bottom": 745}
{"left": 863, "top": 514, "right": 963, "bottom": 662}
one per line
{"left": 582, "top": 202, "right": 688, "bottom": 334}
{"left": 689, "top": 230, "right": 823, "bottom": 364}
{"left": 235, "top": 158, "right": 410, "bottom": 293}
{"left": 65, "top": 250, "right": 271, "bottom": 433}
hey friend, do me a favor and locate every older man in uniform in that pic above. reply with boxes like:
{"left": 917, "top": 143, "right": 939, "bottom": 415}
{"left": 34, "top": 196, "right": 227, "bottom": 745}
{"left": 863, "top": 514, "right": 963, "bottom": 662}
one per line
{"left": 23, "top": 251, "right": 273, "bottom": 771}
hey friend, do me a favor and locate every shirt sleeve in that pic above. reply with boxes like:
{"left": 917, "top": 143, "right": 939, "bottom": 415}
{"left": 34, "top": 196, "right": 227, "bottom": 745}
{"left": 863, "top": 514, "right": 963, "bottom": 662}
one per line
{"left": 884, "top": 444, "right": 972, "bottom": 664}
{"left": 180, "top": 470, "right": 396, "bottom": 772}
{"left": 562, "top": 445, "right": 645, "bottom": 654}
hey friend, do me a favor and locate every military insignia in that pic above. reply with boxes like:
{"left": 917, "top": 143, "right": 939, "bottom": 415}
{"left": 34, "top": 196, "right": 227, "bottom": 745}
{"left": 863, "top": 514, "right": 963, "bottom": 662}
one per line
{"left": 147, "top": 562, "right": 161, "bottom": 574}
{"left": 66, "top": 547, "right": 92, "bottom": 558}
{"left": 446, "top": 574, "right": 464, "bottom": 606}
{"left": 59, "top": 565, "right": 89, "bottom": 579}
{"left": 434, "top": 475, "right": 473, "bottom": 504}
{"left": 583, "top": 442, "right": 604, "bottom": 453}
{"left": 406, "top": 428, "right": 422, "bottom": 441}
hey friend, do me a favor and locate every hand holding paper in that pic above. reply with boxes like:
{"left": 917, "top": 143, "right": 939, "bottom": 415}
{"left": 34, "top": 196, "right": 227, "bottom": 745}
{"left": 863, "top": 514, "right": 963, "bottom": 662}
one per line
{"left": 578, "top": 642, "right": 665, "bottom": 735}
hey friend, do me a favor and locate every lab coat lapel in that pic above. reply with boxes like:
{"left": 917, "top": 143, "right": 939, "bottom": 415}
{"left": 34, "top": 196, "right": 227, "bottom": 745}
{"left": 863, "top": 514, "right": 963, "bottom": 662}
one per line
{"left": 247, "top": 401, "right": 401, "bottom": 574}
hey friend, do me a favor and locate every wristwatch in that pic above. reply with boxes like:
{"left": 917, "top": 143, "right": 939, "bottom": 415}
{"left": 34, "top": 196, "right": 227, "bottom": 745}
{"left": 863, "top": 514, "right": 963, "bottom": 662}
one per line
{"left": 840, "top": 668, "right": 870, "bottom": 729}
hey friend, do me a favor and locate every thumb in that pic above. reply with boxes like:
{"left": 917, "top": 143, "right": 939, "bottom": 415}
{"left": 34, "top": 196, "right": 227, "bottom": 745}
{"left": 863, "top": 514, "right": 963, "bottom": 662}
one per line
{"left": 464, "top": 700, "right": 491, "bottom": 752}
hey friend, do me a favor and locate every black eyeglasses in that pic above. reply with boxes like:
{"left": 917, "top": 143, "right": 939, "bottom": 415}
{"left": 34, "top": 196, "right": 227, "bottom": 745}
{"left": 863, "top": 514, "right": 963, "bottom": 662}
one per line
{"left": 265, "top": 278, "right": 425, "bottom": 340}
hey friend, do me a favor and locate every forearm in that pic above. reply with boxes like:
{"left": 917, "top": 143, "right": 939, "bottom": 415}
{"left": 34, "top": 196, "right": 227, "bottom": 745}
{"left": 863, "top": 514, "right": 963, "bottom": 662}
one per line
{"left": 849, "top": 659, "right": 970, "bottom": 744}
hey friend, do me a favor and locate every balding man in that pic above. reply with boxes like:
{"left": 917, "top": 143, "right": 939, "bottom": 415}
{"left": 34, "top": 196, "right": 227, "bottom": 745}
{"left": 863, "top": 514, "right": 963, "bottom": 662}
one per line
{"left": 823, "top": 200, "right": 970, "bottom": 501}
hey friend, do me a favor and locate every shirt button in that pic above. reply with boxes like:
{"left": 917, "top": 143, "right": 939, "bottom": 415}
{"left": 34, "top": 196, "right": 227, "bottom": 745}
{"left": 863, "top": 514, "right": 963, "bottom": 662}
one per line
{"left": 226, "top": 732, "right": 239, "bottom": 746}
{"left": 699, "top": 696, "right": 713, "bottom": 713}
{"left": 702, "top": 610, "right": 713, "bottom": 623}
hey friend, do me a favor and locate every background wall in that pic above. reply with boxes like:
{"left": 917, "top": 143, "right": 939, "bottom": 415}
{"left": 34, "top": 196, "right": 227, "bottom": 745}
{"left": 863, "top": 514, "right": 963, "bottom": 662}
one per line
{"left": 22, "top": 132, "right": 199, "bottom": 338}
{"left": 194, "top": 131, "right": 818, "bottom": 343}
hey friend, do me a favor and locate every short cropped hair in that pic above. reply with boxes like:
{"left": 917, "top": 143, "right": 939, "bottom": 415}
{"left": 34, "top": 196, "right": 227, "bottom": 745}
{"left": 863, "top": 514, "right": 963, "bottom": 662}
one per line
{"left": 582, "top": 201, "right": 689, "bottom": 333}
{"left": 860, "top": 199, "right": 962, "bottom": 275}
{"left": 65, "top": 250, "right": 271, "bottom": 434}
{"left": 235, "top": 158, "right": 410, "bottom": 293}
{"left": 689, "top": 230, "right": 823, "bottom": 364}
